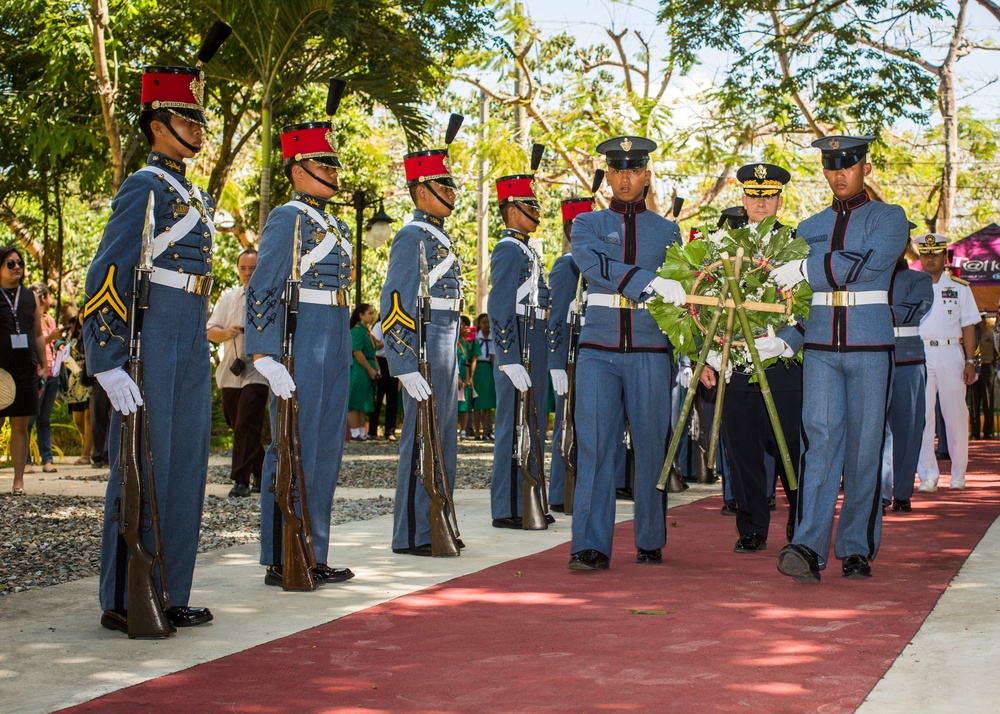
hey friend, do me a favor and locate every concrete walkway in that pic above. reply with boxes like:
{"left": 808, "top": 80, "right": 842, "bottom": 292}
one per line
{"left": 1, "top": 461, "right": 998, "bottom": 713}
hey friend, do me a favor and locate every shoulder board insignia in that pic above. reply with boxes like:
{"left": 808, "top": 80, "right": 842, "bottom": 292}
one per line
{"left": 82, "top": 264, "right": 128, "bottom": 323}
{"left": 381, "top": 290, "right": 416, "bottom": 333}
{"left": 951, "top": 276, "right": 970, "bottom": 286}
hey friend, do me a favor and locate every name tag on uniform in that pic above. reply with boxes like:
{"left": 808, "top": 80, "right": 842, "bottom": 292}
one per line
{"left": 10, "top": 334, "right": 27, "bottom": 349}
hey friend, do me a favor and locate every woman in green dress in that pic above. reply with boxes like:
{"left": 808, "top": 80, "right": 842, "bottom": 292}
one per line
{"left": 471, "top": 312, "right": 496, "bottom": 440}
{"left": 348, "top": 303, "right": 379, "bottom": 441}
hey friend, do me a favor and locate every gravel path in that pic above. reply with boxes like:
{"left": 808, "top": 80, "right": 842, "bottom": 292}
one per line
{"left": 0, "top": 440, "right": 507, "bottom": 596}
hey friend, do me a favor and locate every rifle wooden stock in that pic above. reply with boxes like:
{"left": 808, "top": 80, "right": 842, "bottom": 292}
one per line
{"left": 274, "top": 355, "right": 316, "bottom": 591}
{"left": 559, "top": 360, "right": 576, "bottom": 514}
{"left": 516, "top": 359, "right": 547, "bottom": 530}
{"left": 118, "top": 360, "right": 171, "bottom": 639}
{"left": 417, "top": 362, "right": 460, "bottom": 557}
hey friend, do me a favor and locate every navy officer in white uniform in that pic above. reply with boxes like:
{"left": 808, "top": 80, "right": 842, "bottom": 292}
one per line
{"left": 567, "top": 136, "right": 686, "bottom": 571}
{"left": 915, "top": 233, "right": 980, "bottom": 492}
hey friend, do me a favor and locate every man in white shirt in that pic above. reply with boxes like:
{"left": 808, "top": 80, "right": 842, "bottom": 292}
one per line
{"left": 207, "top": 249, "right": 270, "bottom": 497}
{"left": 915, "top": 234, "right": 980, "bottom": 491}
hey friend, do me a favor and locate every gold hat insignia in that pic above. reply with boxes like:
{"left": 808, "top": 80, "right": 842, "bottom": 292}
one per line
{"left": 828, "top": 138, "right": 840, "bottom": 149}
{"left": 754, "top": 164, "right": 767, "bottom": 179}
{"left": 620, "top": 137, "right": 633, "bottom": 152}
{"left": 325, "top": 129, "right": 337, "bottom": 152}
{"left": 189, "top": 74, "right": 205, "bottom": 107}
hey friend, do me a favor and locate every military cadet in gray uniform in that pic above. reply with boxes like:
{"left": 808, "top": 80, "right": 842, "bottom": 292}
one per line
{"left": 246, "top": 81, "right": 355, "bottom": 587}
{"left": 547, "top": 195, "right": 593, "bottom": 511}
{"left": 85, "top": 25, "right": 230, "bottom": 634}
{"left": 380, "top": 115, "right": 465, "bottom": 556}
{"left": 488, "top": 165, "right": 553, "bottom": 528}
{"left": 880, "top": 239, "right": 933, "bottom": 512}
{"left": 772, "top": 136, "right": 908, "bottom": 583}
{"left": 567, "top": 136, "right": 687, "bottom": 571}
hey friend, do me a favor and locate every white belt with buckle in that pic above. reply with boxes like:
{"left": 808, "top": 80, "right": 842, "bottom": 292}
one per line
{"left": 299, "top": 288, "right": 350, "bottom": 307}
{"left": 586, "top": 293, "right": 649, "bottom": 310}
{"left": 894, "top": 326, "right": 919, "bottom": 338}
{"left": 429, "top": 297, "right": 464, "bottom": 312}
{"left": 150, "top": 268, "right": 213, "bottom": 296}
{"left": 926, "top": 338, "right": 960, "bottom": 346}
{"left": 516, "top": 305, "right": 549, "bottom": 320}
{"left": 811, "top": 290, "right": 888, "bottom": 307}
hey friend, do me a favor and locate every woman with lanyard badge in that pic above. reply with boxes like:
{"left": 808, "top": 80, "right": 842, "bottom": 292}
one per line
{"left": 0, "top": 247, "right": 46, "bottom": 494}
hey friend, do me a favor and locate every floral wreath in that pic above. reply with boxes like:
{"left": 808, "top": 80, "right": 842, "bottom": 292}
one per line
{"left": 648, "top": 217, "right": 813, "bottom": 374}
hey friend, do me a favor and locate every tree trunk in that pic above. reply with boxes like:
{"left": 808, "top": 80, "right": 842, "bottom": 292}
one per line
{"left": 258, "top": 90, "right": 273, "bottom": 232}
{"left": 476, "top": 90, "right": 490, "bottom": 315}
{"left": 89, "top": 0, "right": 125, "bottom": 193}
{"left": 0, "top": 201, "right": 45, "bottom": 265}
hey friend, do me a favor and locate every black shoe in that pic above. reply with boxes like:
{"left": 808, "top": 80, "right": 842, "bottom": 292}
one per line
{"left": 734, "top": 533, "right": 767, "bottom": 553}
{"left": 100, "top": 609, "right": 174, "bottom": 638}
{"left": 786, "top": 512, "right": 795, "bottom": 543}
{"left": 615, "top": 488, "right": 634, "bottom": 501}
{"left": 91, "top": 458, "right": 107, "bottom": 469}
{"left": 567, "top": 549, "right": 610, "bottom": 571}
{"left": 777, "top": 544, "right": 821, "bottom": 584}
{"left": 392, "top": 544, "right": 433, "bottom": 556}
{"left": 935, "top": 451, "right": 950, "bottom": 460}
{"left": 636, "top": 547, "right": 662, "bottom": 564}
{"left": 892, "top": 498, "right": 911, "bottom": 512}
{"left": 264, "top": 565, "right": 284, "bottom": 586}
{"left": 550, "top": 503, "right": 565, "bottom": 513}
{"left": 164, "top": 606, "right": 213, "bottom": 627}
{"left": 312, "top": 564, "right": 355, "bottom": 583}
{"left": 492, "top": 517, "right": 523, "bottom": 529}
{"left": 720, "top": 500, "right": 738, "bottom": 516}
{"left": 251, "top": 476, "right": 262, "bottom": 494}
{"left": 228, "top": 482, "right": 251, "bottom": 498}
{"left": 842, "top": 554, "right": 872, "bottom": 578}
{"left": 545, "top": 513, "right": 556, "bottom": 524}
{"left": 767, "top": 494, "right": 776, "bottom": 510}
{"left": 457, "top": 538, "right": 466, "bottom": 550}
{"left": 881, "top": 498, "right": 890, "bottom": 516}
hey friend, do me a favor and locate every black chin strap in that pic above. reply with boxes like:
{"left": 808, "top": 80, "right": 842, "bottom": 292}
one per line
{"left": 302, "top": 164, "right": 339, "bottom": 192}
{"left": 512, "top": 201, "right": 540, "bottom": 226}
{"left": 424, "top": 182, "right": 454, "bottom": 212}
{"left": 164, "top": 119, "right": 199, "bottom": 154}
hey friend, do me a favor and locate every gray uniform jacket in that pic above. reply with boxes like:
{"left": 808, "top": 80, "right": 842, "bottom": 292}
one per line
{"left": 797, "top": 193, "right": 908, "bottom": 351}
{"left": 889, "top": 267, "right": 934, "bottom": 365}
{"left": 489, "top": 228, "right": 551, "bottom": 367}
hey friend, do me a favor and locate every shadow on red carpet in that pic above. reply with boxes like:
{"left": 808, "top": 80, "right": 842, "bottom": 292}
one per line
{"left": 60, "top": 444, "right": 1000, "bottom": 713}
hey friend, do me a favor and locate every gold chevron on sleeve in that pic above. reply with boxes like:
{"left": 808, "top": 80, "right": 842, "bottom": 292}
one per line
{"left": 381, "top": 290, "right": 416, "bottom": 333}
{"left": 82, "top": 264, "right": 128, "bottom": 323}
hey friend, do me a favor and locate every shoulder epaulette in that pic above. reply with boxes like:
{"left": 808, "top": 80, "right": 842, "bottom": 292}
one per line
{"left": 951, "top": 276, "right": 970, "bottom": 286}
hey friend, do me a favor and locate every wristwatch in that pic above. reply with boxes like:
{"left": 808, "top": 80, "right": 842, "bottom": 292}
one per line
{"left": 966, "top": 358, "right": 977, "bottom": 365}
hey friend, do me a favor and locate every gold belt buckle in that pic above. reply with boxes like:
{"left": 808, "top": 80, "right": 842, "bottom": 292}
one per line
{"left": 336, "top": 288, "right": 349, "bottom": 306}
{"left": 831, "top": 290, "right": 850, "bottom": 307}
{"left": 618, "top": 295, "right": 638, "bottom": 309}
{"left": 188, "top": 274, "right": 212, "bottom": 295}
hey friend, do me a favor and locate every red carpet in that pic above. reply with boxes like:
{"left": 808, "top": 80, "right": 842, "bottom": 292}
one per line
{"left": 63, "top": 443, "right": 1000, "bottom": 714}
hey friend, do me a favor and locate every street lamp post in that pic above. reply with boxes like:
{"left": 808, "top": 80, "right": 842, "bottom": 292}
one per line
{"left": 336, "top": 190, "right": 394, "bottom": 310}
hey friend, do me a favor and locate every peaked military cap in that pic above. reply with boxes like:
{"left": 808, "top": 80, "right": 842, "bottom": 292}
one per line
{"left": 280, "top": 79, "right": 347, "bottom": 168}
{"left": 496, "top": 175, "right": 540, "bottom": 208}
{"left": 736, "top": 163, "right": 790, "bottom": 197}
{"left": 811, "top": 135, "right": 875, "bottom": 171}
{"left": 717, "top": 205, "right": 748, "bottom": 230}
{"left": 596, "top": 136, "right": 656, "bottom": 169}
{"left": 404, "top": 114, "right": 463, "bottom": 189}
{"left": 915, "top": 233, "right": 948, "bottom": 254}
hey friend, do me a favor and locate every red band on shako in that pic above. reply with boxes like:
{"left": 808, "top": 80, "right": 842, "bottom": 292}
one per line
{"left": 495, "top": 175, "right": 536, "bottom": 204}
{"left": 404, "top": 150, "right": 450, "bottom": 185}
{"left": 280, "top": 122, "right": 337, "bottom": 163}
{"left": 560, "top": 197, "right": 593, "bottom": 222}
{"left": 141, "top": 68, "right": 201, "bottom": 110}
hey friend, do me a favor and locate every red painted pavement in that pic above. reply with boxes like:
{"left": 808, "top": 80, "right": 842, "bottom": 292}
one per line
{"left": 61, "top": 443, "right": 1000, "bottom": 713}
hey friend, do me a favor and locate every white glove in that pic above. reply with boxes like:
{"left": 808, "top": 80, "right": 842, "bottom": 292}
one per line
{"left": 501, "top": 363, "right": 532, "bottom": 392}
{"left": 649, "top": 277, "right": 686, "bottom": 306}
{"left": 676, "top": 365, "right": 693, "bottom": 389}
{"left": 398, "top": 371, "right": 432, "bottom": 401}
{"left": 771, "top": 259, "right": 807, "bottom": 289}
{"left": 550, "top": 369, "right": 569, "bottom": 396}
{"left": 706, "top": 351, "right": 734, "bottom": 384}
{"left": 254, "top": 357, "right": 296, "bottom": 399}
{"left": 754, "top": 337, "right": 790, "bottom": 360}
{"left": 95, "top": 367, "right": 143, "bottom": 416}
